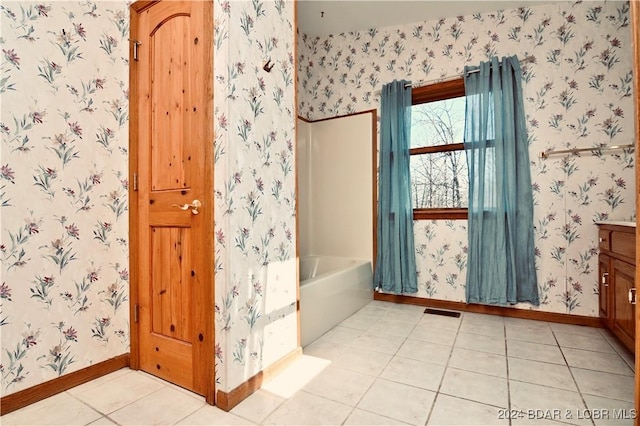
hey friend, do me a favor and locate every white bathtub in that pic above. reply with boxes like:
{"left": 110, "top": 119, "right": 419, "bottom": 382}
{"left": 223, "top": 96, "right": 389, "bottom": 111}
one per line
{"left": 300, "top": 255, "right": 373, "bottom": 347}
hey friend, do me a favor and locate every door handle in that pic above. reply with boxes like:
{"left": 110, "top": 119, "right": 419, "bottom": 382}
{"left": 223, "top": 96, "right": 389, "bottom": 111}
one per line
{"left": 629, "top": 288, "right": 636, "bottom": 305}
{"left": 172, "top": 199, "right": 202, "bottom": 215}
{"left": 601, "top": 272, "right": 609, "bottom": 286}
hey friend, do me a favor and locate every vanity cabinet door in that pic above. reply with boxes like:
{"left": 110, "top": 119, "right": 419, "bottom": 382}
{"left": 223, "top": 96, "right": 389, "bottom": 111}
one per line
{"left": 598, "top": 254, "right": 612, "bottom": 325}
{"left": 611, "top": 258, "right": 636, "bottom": 352}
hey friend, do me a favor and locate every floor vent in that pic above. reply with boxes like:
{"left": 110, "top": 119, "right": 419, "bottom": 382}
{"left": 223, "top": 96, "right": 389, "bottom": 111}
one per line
{"left": 424, "top": 308, "right": 461, "bottom": 318}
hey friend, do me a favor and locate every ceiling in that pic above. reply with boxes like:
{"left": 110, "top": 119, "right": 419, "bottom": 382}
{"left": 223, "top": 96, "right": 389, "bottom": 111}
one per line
{"left": 297, "top": 1, "right": 560, "bottom": 37}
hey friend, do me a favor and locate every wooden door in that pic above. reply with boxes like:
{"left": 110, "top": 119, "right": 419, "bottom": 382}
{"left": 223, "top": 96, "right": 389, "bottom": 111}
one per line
{"left": 612, "top": 259, "right": 635, "bottom": 352}
{"left": 598, "top": 254, "right": 611, "bottom": 325}
{"left": 129, "top": 0, "right": 214, "bottom": 402}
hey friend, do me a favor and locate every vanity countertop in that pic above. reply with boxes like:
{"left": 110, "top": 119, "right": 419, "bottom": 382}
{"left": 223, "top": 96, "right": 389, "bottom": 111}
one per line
{"left": 595, "top": 220, "right": 636, "bottom": 228}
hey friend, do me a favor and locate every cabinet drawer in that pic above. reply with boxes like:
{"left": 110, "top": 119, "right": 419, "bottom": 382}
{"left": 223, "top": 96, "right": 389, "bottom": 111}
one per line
{"left": 598, "top": 230, "right": 611, "bottom": 251}
{"left": 611, "top": 231, "right": 635, "bottom": 259}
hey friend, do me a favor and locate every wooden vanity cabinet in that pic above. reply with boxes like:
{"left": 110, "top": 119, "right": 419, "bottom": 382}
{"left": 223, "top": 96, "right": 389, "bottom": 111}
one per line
{"left": 598, "top": 224, "right": 636, "bottom": 353}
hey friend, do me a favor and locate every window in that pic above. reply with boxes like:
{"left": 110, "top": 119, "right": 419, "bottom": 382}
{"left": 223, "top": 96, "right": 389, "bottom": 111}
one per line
{"left": 410, "top": 78, "right": 468, "bottom": 220}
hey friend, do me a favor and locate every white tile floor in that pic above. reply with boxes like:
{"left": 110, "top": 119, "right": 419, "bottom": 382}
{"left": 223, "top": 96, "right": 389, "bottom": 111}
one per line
{"left": 2, "top": 300, "right": 636, "bottom": 426}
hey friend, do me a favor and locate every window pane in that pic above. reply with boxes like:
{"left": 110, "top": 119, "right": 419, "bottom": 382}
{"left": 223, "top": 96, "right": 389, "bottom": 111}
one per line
{"left": 410, "top": 151, "right": 469, "bottom": 209}
{"left": 410, "top": 97, "right": 466, "bottom": 149}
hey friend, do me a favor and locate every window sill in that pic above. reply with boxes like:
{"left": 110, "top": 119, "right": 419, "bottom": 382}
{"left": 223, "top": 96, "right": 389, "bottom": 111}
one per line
{"left": 413, "top": 208, "right": 468, "bottom": 220}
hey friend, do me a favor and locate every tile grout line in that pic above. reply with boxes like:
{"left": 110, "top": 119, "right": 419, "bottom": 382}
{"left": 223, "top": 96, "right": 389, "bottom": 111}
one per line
{"left": 88, "top": 378, "right": 201, "bottom": 426}
{"left": 64, "top": 390, "right": 114, "bottom": 426}
{"left": 66, "top": 384, "right": 142, "bottom": 426}
{"left": 170, "top": 401, "right": 207, "bottom": 426}
{"left": 336, "top": 305, "right": 439, "bottom": 425}
{"left": 597, "top": 328, "right": 635, "bottom": 373}
{"left": 64, "top": 369, "right": 142, "bottom": 422}
{"left": 343, "top": 307, "right": 423, "bottom": 425}
{"left": 504, "top": 320, "right": 513, "bottom": 426}
{"left": 306, "top": 304, "right": 396, "bottom": 426}
{"left": 255, "top": 395, "right": 287, "bottom": 425}
{"left": 552, "top": 328, "right": 597, "bottom": 426}
{"left": 337, "top": 315, "right": 373, "bottom": 426}
{"left": 423, "top": 310, "right": 464, "bottom": 426}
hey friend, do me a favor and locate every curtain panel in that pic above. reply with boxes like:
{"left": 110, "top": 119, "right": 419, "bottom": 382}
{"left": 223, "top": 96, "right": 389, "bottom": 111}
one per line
{"left": 374, "top": 80, "right": 418, "bottom": 294}
{"left": 463, "top": 56, "right": 539, "bottom": 306}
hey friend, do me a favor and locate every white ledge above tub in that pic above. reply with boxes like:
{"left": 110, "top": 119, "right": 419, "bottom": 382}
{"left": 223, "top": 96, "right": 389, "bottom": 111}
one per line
{"left": 594, "top": 220, "right": 636, "bottom": 228}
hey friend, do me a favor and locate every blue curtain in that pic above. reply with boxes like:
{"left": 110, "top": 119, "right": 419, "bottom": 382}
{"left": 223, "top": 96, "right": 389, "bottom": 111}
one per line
{"left": 463, "top": 56, "right": 539, "bottom": 306}
{"left": 374, "top": 80, "right": 418, "bottom": 294}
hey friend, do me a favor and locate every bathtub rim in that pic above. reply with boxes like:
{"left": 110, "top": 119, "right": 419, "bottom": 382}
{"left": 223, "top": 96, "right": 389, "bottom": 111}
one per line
{"left": 299, "top": 255, "right": 372, "bottom": 286}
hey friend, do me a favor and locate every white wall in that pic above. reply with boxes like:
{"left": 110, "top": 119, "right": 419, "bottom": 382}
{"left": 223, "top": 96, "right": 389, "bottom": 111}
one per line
{"left": 297, "top": 120, "right": 313, "bottom": 257}
{"left": 297, "top": 112, "right": 374, "bottom": 263}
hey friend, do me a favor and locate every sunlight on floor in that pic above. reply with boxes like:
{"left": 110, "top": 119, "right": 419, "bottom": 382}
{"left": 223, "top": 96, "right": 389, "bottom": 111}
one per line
{"left": 261, "top": 355, "right": 331, "bottom": 398}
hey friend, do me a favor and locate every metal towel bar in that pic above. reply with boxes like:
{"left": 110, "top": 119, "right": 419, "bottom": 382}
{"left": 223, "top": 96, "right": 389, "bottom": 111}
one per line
{"left": 539, "top": 144, "right": 634, "bottom": 159}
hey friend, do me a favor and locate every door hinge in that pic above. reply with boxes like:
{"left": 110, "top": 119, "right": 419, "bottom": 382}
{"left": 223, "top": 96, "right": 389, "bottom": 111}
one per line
{"left": 129, "top": 39, "right": 141, "bottom": 61}
{"left": 134, "top": 303, "right": 139, "bottom": 323}
{"left": 133, "top": 172, "right": 138, "bottom": 191}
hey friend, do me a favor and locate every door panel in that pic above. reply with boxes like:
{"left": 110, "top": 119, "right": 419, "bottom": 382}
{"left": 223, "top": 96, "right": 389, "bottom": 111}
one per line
{"left": 151, "top": 14, "right": 191, "bottom": 191}
{"left": 130, "top": 0, "right": 214, "bottom": 400}
{"left": 612, "top": 259, "right": 635, "bottom": 352}
{"left": 150, "top": 227, "right": 192, "bottom": 342}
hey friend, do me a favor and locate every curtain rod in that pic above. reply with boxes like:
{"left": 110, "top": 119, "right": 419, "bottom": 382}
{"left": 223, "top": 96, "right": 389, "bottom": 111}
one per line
{"left": 374, "top": 67, "right": 486, "bottom": 96}
{"left": 539, "top": 144, "right": 634, "bottom": 159}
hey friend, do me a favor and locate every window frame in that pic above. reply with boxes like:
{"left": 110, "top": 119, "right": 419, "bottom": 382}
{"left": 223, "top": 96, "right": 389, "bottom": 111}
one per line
{"left": 410, "top": 78, "right": 468, "bottom": 221}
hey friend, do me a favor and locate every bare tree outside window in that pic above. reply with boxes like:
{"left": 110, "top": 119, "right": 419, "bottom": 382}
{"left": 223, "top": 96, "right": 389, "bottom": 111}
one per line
{"left": 410, "top": 96, "right": 468, "bottom": 209}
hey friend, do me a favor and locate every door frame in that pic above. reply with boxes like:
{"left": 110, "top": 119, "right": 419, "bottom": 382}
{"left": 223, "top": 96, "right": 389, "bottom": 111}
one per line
{"left": 632, "top": 0, "right": 639, "bottom": 421}
{"left": 128, "top": 0, "right": 215, "bottom": 404}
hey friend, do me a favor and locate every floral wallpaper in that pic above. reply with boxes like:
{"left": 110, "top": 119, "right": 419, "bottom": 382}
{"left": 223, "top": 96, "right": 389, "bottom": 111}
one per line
{"left": 1, "top": 0, "right": 298, "bottom": 399}
{"left": 0, "top": 1, "right": 131, "bottom": 396}
{"left": 298, "top": 0, "right": 636, "bottom": 316}
{"left": 213, "top": 0, "right": 298, "bottom": 392}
